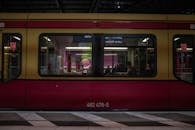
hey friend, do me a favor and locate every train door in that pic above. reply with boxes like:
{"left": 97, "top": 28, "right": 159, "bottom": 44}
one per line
{"left": 1, "top": 33, "right": 22, "bottom": 82}
{"left": 173, "top": 35, "right": 195, "bottom": 84}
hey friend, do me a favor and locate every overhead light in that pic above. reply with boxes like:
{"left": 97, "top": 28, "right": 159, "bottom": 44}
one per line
{"left": 65, "top": 47, "right": 91, "bottom": 50}
{"left": 147, "top": 48, "right": 154, "bottom": 50}
{"left": 41, "top": 47, "right": 48, "bottom": 50}
{"left": 84, "top": 35, "right": 92, "bottom": 39}
{"left": 115, "top": 1, "right": 121, "bottom": 9}
{"left": 177, "top": 48, "right": 193, "bottom": 51}
{"left": 4, "top": 46, "right": 10, "bottom": 50}
{"left": 104, "top": 47, "right": 128, "bottom": 50}
{"left": 174, "top": 37, "right": 180, "bottom": 41}
{"left": 142, "top": 37, "right": 149, "bottom": 42}
{"left": 13, "top": 36, "right": 21, "bottom": 41}
{"left": 105, "top": 36, "right": 122, "bottom": 40}
{"left": 43, "top": 36, "right": 51, "bottom": 42}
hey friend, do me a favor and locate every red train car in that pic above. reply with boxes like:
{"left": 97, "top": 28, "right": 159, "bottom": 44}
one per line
{"left": 0, "top": 13, "right": 195, "bottom": 110}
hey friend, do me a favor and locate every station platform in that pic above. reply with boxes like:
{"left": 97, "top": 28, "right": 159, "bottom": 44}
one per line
{"left": 0, "top": 111, "right": 195, "bottom": 130}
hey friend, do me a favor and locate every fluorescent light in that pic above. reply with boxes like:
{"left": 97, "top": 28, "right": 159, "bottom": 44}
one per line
{"left": 65, "top": 47, "right": 91, "bottom": 50}
{"left": 13, "top": 36, "right": 21, "bottom": 41}
{"left": 147, "top": 48, "right": 154, "bottom": 50}
{"left": 41, "top": 47, "right": 48, "bottom": 50}
{"left": 142, "top": 37, "right": 149, "bottom": 42}
{"left": 177, "top": 48, "right": 193, "bottom": 51}
{"left": 84, "top": 35, "right": 92, "bottom": 39}
{"left": 4, "top": 46, "right": 10, "bottom": 49}
{"left": 43, "top": 36, "right": 51, "bottom": 42}
{"left": 104, "top": 47, "right": 128, "bottom": 50}
{"left": 174, "top": 37, "right": 180, "bottom": 41}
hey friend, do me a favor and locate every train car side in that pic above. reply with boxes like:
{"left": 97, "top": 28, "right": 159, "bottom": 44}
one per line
{"left": 0, "top": 13, "right": 195, "bottom": 110}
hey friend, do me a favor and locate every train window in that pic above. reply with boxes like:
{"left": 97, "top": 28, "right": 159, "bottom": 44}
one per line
{"left": 103, "top": 34, "right": 156, "bottom": 77}
{"left": 2, "top": 33, "right": 22, "bottom": 82}
{"left": 173, "top": 35, "right": 195, "bottom": 83}
{"left": 39, "top": 34, "right": 93, "bottom": 76}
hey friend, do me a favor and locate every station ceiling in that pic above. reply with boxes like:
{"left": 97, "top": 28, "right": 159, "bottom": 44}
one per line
{"left": 0, "top": 0, "right": 195, "bottom": 14}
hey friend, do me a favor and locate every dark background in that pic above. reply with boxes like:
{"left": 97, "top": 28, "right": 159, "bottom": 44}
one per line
{"left": 0, "top": 0, "right": 195, "bottom": 14}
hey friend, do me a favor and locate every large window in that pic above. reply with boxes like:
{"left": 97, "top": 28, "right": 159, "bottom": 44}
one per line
{"left": 39, "top": 33, "right": 156, "bottom": 77}
{"left": 173, "top": 35, "right": 194, "bottom": 83}
{"left": 103, "top": 34, "right": 156, "bottom": 77}
{"left": 2, "top": 33, "right": 22, "bottom": 81}
{"left": 39, "top": 34, "right": 93, "bottom": 76}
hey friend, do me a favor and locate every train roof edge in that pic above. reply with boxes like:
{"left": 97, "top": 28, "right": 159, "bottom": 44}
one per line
{"left": 0, "top": 13, "right": 195, "bottom": 22}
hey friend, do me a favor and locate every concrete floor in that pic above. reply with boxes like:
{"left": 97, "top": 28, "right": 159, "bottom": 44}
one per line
{"left": 0, "top": 111, "right": 195, "bottom": 130}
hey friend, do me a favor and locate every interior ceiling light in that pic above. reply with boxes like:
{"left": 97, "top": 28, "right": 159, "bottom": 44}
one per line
{"left": 65, "top": 47, "right": 91, "bottom": 50}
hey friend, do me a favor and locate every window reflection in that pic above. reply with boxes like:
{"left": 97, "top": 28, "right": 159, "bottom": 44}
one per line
{"left": 103, "top": 35, "right": 156, "bottom": 77}
{"left": 2, "top": 33, "right": 22, "bottom": 81}
{"left": 39, "top": 34, "right": 156, "bottom": 77}
{"left": 174, "top": 35, "right": 193, "bottom": 83}
{"left": 39, "top": 34, "right": 93, "bottom": 76}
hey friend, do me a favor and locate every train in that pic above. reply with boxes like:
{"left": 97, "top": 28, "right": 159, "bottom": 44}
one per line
{"left": 0, "top": 13, "right": 195, "bottom": 110}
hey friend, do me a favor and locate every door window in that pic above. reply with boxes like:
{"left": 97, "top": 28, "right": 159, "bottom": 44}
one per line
{"left": 173, "top": 35, "right": 194, "bottom": 83}
{"left": 2, "top": 33, "right": 22, "bottom": 82}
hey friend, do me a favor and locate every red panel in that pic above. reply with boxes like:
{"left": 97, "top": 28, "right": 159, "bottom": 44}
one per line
{"left": 170, "top": 82, "right": 195, "bottom": 109}
{"left": 89, "top": 81, "right": 171, "bottom": 110}
{"left": 27, "top": 21, "right": 97, "bottom": 28}
{"left": 4, "top": 21, "right": 27, "bottom": 28}
{"left": 26, "top": 81, "right": 92, "bottom": 109}
{"left": 99, "top": 22, "right": 168, "bottom": 29}
{"left": 0, "top": 80, "right": 26, "bottom": 108}
{"left": 168, "top": 23, "right": 190, "bottom": 29}
{"left": 0, "top": 80, "right": 195, "bottom": 110}
{"left": 2, "top": 20, "right": 194, "bottom": 29}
